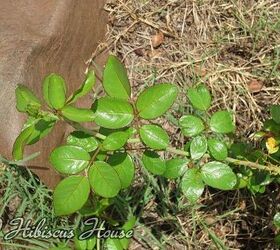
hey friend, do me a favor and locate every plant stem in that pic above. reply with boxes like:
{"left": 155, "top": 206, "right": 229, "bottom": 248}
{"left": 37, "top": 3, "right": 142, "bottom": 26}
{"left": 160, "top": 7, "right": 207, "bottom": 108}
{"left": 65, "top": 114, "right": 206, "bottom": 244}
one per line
{"left": 66, "top": 120, "right": 280, "bottom": 175}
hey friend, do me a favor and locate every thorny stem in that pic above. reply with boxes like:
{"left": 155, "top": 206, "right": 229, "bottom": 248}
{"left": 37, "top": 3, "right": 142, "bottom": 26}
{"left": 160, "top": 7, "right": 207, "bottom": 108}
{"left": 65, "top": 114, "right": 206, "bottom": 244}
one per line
{"left": 67, "top": 121, "right": 280, "bottom": 175}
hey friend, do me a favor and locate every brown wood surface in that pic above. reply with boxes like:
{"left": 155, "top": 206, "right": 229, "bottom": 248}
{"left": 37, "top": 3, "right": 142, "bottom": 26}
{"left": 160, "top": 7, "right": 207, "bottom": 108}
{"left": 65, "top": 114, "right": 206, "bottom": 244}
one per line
{"left": 0, "top": 0, "right": 107, "bottom": 188}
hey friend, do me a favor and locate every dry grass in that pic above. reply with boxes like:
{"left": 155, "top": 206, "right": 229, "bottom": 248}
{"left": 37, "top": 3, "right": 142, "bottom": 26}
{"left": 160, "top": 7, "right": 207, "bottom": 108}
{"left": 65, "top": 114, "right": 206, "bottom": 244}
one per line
{"left": 100, "top": 0, "right": 280, "bottom": 138}
{"left": 87, "top": 0, "right": 280, "bottom": 249}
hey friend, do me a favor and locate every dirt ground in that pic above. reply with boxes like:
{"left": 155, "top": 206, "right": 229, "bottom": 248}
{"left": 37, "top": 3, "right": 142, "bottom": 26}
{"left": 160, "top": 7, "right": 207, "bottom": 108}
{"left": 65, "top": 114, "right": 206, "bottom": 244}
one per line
{"left": 89, "top": 0, "right": 280, "bottom": 249}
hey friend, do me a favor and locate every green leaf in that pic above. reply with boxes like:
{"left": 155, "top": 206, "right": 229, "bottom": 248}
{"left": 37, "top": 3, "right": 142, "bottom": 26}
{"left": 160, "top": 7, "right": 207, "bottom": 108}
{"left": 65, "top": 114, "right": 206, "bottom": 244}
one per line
{"left": 190, "top": 135, "right": 207, "bottom": 160}
{"left": 274, "top": 212, "right": 280, "bottom": 228}
{"left": 179, "top": 115, "right": 205, "bottom": 137}
{"left": 210, "top": 111, "right": 235, "bottom": 134}
{"left": 67, "top": 131, "right": 99, "bottom": 152}
{"left": 120, "top": 216, "right": 136, "bottom": 249}
{"left": 181, "top": 168, "right": 204, "bottom": 203}
{"left": 108, "top": 153, "right": 135, "bottom": 189}
{"left": 163, "top": 158, "right": 189, "bottom": 179}
{"left": 139, "top": 124, "right": 169, "bottom": 150}
{"left": 12, "top": 125, "right": 34, "bottom": 160}
{"left": 67, "top": 70, "right": 96, "bottom": 104}
{"left": 26, "top": 117, "right": 56, "bottom": 145}
{"left": 271, "top": 105, "right": 280, "bottom": 124}
{"left": 106, "top": 238, "right": 123, "bottom": 250}
{"left": 50, "top": 145, "right": 90, "bottom": 174}
{"left": 88, "top": 161, "right": 121, "bottom": 198}
{"left": 61, "top": 105, "right": 96, "bottom": 122}
{"left": 141, "top": 150, "right": 166, "bottom": 175}
{"left": 53, "top": 175, "right": 90, "bottom": 216}
{"left": 136, "top": 83, "right": 178, "bottom": 119}
{"left": 103, "top": 55, "right": 131, "bottom": 100}
{"left": 201, "top": 161, "right": 237, "bottom": 190}
{"left": 43, "top": 73, "right": 66, "bottom": 109}
{"left": 92, "top": 97, "right": 134, "bottom": 129}
{"left": 15, "top": 85, "right": 41, "bottom": 113}
{"left": 187, "top": 84, "right": 211, "bottom": 111}
{"left": 103, "top": 131, "right": 129, "bottom": 151}
{"left": 208, "top": 139, "right": 228, "bottom": 161}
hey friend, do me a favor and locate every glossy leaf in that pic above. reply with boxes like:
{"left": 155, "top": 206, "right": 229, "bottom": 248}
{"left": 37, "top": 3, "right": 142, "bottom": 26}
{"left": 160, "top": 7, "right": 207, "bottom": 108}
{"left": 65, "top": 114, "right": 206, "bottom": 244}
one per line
{"left": 271, "top": 105, "right": 280, "bottom": 124}
{"left": 67, "top": 131, "right": 99, "bottom": 152}
{"left": 210, "top": 111, "right": 235, "bottom": 134}
{"left": 53, "top": 175, "right": 90, "bottom": 216}
{"left": 190, "top": 135, "right": 207, "bottom": 160}
{"left": 43, "top": 73, "right": 66, "bottom": 109}
{"left": 274, "top": 212, "right": 280, "bottom": 228}
{"left": 24, "top": 116, "right": 56, "bottom": 145}
{"left": 92, "top": 97, "right": 134, "bottom": 129}
{"left": 108, "top": 153, "right": 135, "bottom": 188}
{"left": 67, "top": 70, "right": 96, "bottom": 104}
{"left": 103, "top": 131, "right": 129, "bottom": 151}
{"left": 187, "top": 84, "right": 211, "bottom": 111}
{"left": 136, "top": 83, "right": 178, "bottom": 119}
{"left": 88, "top": 161, "right": 121, "bottom": 198}
{"left": 50, "top": 145, "right": 90, "bottom": 174}
{"left": 141, "top": 150, "right": 166, "bottom": 175}
{"left": 15, "top": 85, "right": 41, "bottom": 113}
{"left": 103, "top": 55, "right": 131, "bottom": 100}
{"left": 201, "top": 161, "right": 237, "bottom": 190}
{"left": 181, "top": 168, "right": 205, "bottom": 203}
{"left": 140, "top": 124, "right": 169, "bottom": 150}
{"left": 163, "top": 158, "right": 189, "bottom": 179}
{"left": 179, "top": 115, "right": 205, "bottom": 137}
{"left": 61, "top": 105, "right": 96, "bottom": 122}
{"left": 208, "top": 139, "right": 228, "bottom": 161}
{"left": 12, "top": 125, "right": 34, "bottom": 160}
